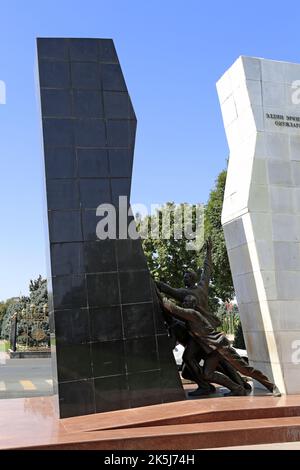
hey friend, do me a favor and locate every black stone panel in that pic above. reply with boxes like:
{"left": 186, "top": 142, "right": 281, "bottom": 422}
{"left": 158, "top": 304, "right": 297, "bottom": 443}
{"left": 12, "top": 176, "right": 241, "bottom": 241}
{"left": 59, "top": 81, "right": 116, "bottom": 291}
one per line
{"left": 83, "top": 240, "right": 117, "bottom": 273}
{"left": 37, "top": 39, "right": 69, "bottom": 61}
{"left": 119, "top": 270, "right": 152, "bottom": 304}
{"left": 111, "top": 178, "right": 131, "bottom": 206}
{"left": 56, "top": 341, "right": 92, "bottom": 382}
{"left": 73, "top": 90, "right": 103, "bottom": 118}
{"left": 48, "top": 210, "right": 82, "bottom": 243}
{"left": 106, "top": 120, "right": 136, "bottom": 148}
{"left": 37, "top": 37, "right": 184, "bottom": 419}
{"left": 86, "top": 272, "right": 120, "bottom": 307}
{"left": 43, "top": 118, "right": 74, "bottom": 147}
{"left": 77, "top": 148, "right": 109, "bottom": 178}
{"left": 89, "top": 306, "right": 123, "bottom": 342}
{"left": 71, "top": 62, "right": 100, "bottom": 89}
{"left": 79, "top": 178, "right": 111, "bottom": 209}
{"left": 69, "top": 39, "right": 98, "bottom": 62}
{"left": 98, "top": 40, "right": 119, "bottom": 63}
{"left": 46, "top": 180, "right": 80, "bottom": 210}
{"left": 82, "top": 209, "right": 102, "bottom": 241}
{"left": 74, "top": 119, "right": 106, "bottom": 147}
{"left": 94, "top": 375, "right": 130, "bottom": 413}
{"left": 109, "top": 149, "right": 133, "bottom": 177}
{"left": 54, "top": 308, "right": 90, "bottom": 344}
{"left": 44, "top": 147, "right": 76, "bottom": 179}
{"left": 39, "top": 60, "right": 70, "bottom": 88}
{"left": 50, "top": 242, "right": 84, "bottom": 276}
{"left": 41, "top": 89, "right": 72, "bottom": 117}
{"left": 125, "top": 336, "right": 158, "bottom": 373}
{"left": 122, "top": 303, "right": 155, "bottom": 339}
{"left": 128, "top": 371, "right": 162, "bottom": 408}
{"left": 91, "top": 340, "right": 126, "bottom": 377}
{"left": 103, "top": 92, "right": 135, "bottom": 119}
{"left": 102, "top": 64, "right": 127, "bottom": 91}
{"left": 58, "top": 379, "right": 95, "bottom": 418}
{"left": 52, "top": 274, "right": 87, "bottom": 310}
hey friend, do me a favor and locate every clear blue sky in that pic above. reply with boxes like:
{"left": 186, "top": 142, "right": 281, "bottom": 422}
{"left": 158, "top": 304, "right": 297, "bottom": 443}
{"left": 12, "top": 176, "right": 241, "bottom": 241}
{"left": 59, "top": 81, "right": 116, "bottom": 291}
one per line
{"left": 1, "top": 0, "right": 300, "bottom": 300}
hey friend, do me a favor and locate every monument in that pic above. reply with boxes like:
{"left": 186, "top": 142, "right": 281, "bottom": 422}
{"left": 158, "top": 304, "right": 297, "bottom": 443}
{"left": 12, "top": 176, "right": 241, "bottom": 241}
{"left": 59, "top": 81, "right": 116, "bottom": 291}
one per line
{"left": 2, "top": 47, "right": 300, "bottom": 451}
{"left": 217, "top": 56, "right": 300, "bottom": 394}
{"left": 36, "top": 38, "right": 184, "bottom": 418}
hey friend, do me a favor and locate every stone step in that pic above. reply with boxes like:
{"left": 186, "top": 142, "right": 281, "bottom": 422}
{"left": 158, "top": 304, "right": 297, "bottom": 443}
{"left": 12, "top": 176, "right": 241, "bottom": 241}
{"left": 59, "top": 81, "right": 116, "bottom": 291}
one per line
{"left": 62, "top": 394, "right": 300, "bottom": 432}
{"left": 25, "top": 416, "right": 300, "bottom": 450}
{"left": 3, "top": 395, "right": 300, "bottom": 450}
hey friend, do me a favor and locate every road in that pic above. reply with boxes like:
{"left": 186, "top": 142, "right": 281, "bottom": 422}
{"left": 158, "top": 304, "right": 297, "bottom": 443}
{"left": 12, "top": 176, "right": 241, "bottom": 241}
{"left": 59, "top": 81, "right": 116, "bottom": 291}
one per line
{"left": 0, "top": 354, "right": 53, "bottom": 398}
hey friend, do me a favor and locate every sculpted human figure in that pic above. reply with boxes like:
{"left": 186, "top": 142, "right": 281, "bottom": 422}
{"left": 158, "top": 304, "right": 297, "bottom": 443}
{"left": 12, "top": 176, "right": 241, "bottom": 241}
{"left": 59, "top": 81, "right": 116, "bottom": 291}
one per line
{"left": 157, "top": 239, "right": 251, "bottom": 396}
{"left": 164, "top": 314, "right": 216, "bottom": 395}
{"left": 156, "top": 238, "right": 220, "bottom": 329}
{"left": 163, "top": 295, "right": 281, "bottom": 396}
{"left": 165, "top": 313, "right": 250, "bottom": 395}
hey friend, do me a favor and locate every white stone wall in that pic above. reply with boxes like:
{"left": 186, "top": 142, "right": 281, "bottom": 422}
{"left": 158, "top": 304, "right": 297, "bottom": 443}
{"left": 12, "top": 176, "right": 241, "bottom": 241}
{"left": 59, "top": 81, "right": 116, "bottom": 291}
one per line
{"left": 217, "top": 57, "right": 300, "bottom": 394}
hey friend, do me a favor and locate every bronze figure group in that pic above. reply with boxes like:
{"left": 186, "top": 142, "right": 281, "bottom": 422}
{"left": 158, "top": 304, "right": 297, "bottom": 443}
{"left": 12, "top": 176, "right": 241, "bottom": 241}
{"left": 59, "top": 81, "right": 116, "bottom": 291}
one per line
{"left": 156, "top": 239, "right": 281, "bottom": 398}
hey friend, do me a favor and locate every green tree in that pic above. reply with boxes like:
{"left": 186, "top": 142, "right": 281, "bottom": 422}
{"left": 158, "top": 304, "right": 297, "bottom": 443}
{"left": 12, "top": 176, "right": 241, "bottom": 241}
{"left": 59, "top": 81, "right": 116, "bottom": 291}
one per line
{"left": 0, "top": 297, "right": 20, "bottom": 333}
{"left": 140, "top": 169, "right": 235, "bottom": 311}
{"left": 233, "top": 320, "right": 246, "bottom": 349}
{"left": 0, "top": 296, "right": 29, "bottom": 340}
{"left": 140, "top": 202, "right": 220, "bottom": 311}
{"left": 204, "top": 169, "right": 234, "bottom": 301}
{"left": 216, "top": 302, "right": 239, "bottom": 335}
{"left": 0, "top": 276, "right": 49, "bottom": 347}
{"left": 0, "top": 301, "right": 8, "bottom": 332}
{"left": 29, "top": 275, "right": 47, "bottom": 306}
{"left": 141, "top": 202, "right": 203, "bottom": 287}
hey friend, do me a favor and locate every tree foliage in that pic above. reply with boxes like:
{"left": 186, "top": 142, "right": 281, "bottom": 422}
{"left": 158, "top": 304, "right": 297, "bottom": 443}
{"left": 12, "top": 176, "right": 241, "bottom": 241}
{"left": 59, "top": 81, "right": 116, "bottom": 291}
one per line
{"left": 1, "top": 296, "right": 30, "bottom": 340}
{"left": 0, "top": 276, "right": 49, "bottom": 347}
{"left": 0, "top": 298, "right": 16, "bottom": 332}
{"left": 204, "top": 170, "right": 234, "bottom": 301}
{"left": 216, "top": 302, "right": 239, "bottom": 335}
{"left": 141, "top": 202, "right": 220, "bottom": 311}
{"left": 141, "top": 203, "right": 203, "bottom": 286}
{"left": 140, "top": 170, "right": 235, "bottom": 312}
{"left": 233, "top": 319, "right": 246, "bottom": 349}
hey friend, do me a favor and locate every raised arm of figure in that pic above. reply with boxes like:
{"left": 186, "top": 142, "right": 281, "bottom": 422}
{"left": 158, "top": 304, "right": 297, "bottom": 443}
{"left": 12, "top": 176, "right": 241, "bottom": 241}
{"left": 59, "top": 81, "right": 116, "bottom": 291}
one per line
{"left": 156, "top": 281, "right": 188, "bottom": 302}
{"left": 199, "top": 238, "right": 213, "bottom": 291}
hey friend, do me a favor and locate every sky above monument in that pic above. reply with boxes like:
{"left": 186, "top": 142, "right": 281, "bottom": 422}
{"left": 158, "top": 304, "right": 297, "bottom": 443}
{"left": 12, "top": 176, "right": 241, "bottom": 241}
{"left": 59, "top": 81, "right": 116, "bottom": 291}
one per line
{"left": 1, "top": 0, "right": 300, "bottom": 299}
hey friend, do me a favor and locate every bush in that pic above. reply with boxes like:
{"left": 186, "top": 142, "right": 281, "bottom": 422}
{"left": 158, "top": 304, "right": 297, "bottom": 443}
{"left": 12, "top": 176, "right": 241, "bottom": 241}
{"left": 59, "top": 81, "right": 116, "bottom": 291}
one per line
{"left": 217, "top": 302, "right": 239, "bottom": 335}
{"left": 233, "top": 319, "right": 246, "bottom": 349}
{"left": 0, "top": 276, "right": 49, "bottom": 349}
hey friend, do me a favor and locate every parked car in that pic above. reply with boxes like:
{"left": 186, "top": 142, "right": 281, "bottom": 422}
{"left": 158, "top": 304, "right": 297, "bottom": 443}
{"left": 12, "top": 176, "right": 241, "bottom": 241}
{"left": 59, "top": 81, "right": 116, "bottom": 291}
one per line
{"left": 173, "top": 344, "right": 185, "bottom": 370}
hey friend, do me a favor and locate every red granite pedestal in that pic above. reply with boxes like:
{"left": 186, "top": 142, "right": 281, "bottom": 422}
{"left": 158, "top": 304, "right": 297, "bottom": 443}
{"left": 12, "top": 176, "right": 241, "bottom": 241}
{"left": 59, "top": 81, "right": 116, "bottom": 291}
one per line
{"left": 1, "top": 391, "right": 300, "bottom": 449}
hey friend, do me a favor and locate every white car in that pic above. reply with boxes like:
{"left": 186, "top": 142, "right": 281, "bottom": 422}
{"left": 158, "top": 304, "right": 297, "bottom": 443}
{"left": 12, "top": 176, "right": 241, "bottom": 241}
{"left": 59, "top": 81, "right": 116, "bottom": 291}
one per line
{"left": 173, "top": 344, "right": 185, "bottom": 369}
{"left": 173, "top": 344, "right": 248, "bottom": 369}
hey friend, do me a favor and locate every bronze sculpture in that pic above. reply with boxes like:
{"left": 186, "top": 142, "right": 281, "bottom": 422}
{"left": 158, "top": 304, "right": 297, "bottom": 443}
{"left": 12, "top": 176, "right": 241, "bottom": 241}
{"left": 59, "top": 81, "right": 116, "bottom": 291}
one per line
{"left": 156, "top": 238, "right": 222, "bottom": 395}
{"left": 156, "top": 239, "right": 220, "bottom": 329}
{"left": 162, "top": 295, "right": 280, "bottom": 396}
{"left": 164, "top": 313, "right": 251, "bottom": 396}
{"left": 156, "top": 239, "right": 280, "bottom": 397}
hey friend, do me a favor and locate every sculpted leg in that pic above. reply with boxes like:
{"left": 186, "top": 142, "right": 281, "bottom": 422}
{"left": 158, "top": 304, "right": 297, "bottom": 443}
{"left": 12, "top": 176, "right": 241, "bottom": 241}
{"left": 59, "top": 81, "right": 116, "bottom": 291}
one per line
{"left": 182, "top": 338, "right": 213, "bottom": 394}
{"left": 220, "top": 347, "right": 281, "bottom": 396}
{"left": 203, "top": 351, "right": 246, "bottom": 396}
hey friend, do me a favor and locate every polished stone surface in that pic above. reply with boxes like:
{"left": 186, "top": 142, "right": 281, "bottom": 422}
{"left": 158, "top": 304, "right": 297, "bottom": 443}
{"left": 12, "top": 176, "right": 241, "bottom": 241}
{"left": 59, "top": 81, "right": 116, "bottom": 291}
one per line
{"left": 37, "top": 38, "right": 184, "bottom": 418}
{"left": 217, "top": 57, "right": 300, "bottom": 394}
{"left": 1, "top": 393, "right": 300, "bottom": 449}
